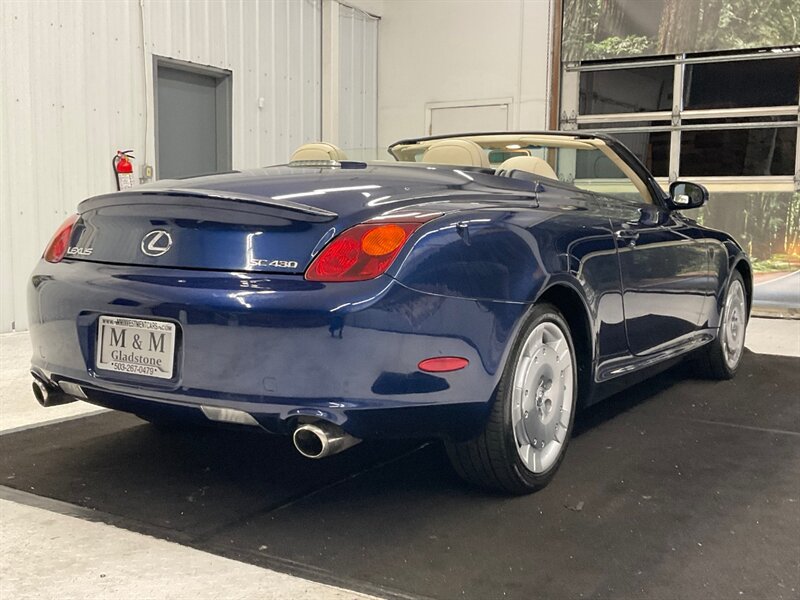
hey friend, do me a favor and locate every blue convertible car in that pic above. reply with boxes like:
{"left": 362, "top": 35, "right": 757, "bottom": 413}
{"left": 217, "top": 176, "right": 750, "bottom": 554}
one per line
{"left": 28, "top": 132, "right": 751, "bottom": 493}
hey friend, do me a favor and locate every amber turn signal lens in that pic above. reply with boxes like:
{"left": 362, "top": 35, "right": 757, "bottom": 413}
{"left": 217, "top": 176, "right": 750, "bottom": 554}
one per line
{"left": 361, "top": 224, "right": 408, "bottom": 256}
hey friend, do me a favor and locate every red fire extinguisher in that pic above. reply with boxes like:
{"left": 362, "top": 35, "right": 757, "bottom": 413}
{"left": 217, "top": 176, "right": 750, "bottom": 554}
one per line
{"left": 113, "top": 150, "right": 135, "bottom": 190}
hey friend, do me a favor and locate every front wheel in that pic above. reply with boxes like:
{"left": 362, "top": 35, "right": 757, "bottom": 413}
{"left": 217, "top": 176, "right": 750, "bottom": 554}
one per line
{"left": 445, "top": 303, "right": 578, "bottom": 494}
{"left": 693, "top": 271, "right": 748, "bottom": 380}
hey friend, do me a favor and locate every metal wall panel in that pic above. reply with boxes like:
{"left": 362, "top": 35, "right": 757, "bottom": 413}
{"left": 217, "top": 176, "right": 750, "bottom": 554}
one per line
{"left": 0, "top": 0, "right": 322, "bottom": 332}
{"left": 338, "top": 4, "right": 378, "bottom": 157}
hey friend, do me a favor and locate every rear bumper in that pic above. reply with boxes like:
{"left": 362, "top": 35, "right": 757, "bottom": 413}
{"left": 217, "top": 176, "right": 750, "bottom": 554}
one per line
{"left": 28, "top": 260, "right": 526, "bottom": 439}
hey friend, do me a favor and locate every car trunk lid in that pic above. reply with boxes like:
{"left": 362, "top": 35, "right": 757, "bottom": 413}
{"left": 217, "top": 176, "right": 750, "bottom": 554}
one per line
{"left": 69, "top": 188, "right": 340, "bottom": 274}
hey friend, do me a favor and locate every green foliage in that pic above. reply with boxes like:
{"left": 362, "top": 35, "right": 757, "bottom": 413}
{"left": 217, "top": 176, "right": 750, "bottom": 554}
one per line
{"left": 584, "top": 35, "right": 652, "bottom": 59}
{"left": 563, "top": 0, "right": 799, "bottom": 61}
{"left": 701, "top": 192, "right": 800, "bottom": 262}
{"left": 751, "top": 256, "right": 799, "bottom": 273}
{"left": 716, "top": 0, "right": 800, "bottom": 50}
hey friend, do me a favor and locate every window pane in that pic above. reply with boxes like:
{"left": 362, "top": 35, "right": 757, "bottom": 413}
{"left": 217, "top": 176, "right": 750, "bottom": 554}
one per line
{"left": 684, "top": 115, "right": 796, "bottom": 125}
{"left": 578, "top": 123, "right": 670, "bottom": 177}
{"left": 680, "top": 127, "right": 796, "bottom": 176}
{"left": 558, "top": 147, "right": 650, "bottom": 203}
{"left": 579, "top": 66, "right": 673, "bottom": 115}
{"left": 694, "top": 191, "right": 800, "bottom": 317}
{"left": 684, "top": 57, "right": 800, "bottom": 110}
{"left": 608, "top": 132, "right": 670, "bottom": 177}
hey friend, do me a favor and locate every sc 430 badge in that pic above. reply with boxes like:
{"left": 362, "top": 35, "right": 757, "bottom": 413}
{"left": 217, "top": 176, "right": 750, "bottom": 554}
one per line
{"left": 248, "top": 259, "right": 299, "bottom": 269}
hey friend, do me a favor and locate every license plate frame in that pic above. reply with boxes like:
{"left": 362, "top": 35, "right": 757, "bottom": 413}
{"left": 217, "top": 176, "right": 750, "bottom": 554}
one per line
{"left": 96, "top": 316, "right": 177, "bottom": 380}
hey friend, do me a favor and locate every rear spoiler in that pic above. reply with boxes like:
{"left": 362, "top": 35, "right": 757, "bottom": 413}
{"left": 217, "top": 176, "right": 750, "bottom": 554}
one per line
{"left": 79, "top": 188, "right": 338, "bottom": 222}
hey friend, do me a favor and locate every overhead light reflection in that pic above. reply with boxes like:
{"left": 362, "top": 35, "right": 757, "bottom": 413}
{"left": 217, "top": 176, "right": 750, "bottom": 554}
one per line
{"left": 330, "top": 282, "right": 393, "bottom": 312}
{"left": 228, "top": 289, "right": 277, "bottom": 309}
{"left": 273, "top": 185, "right": 381, "bottom": 201}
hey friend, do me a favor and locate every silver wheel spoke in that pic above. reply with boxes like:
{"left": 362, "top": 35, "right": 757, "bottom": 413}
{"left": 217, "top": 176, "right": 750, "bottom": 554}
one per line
{"left": 519, "top": 444, "right": 534, "bottom": 471}
{"left": 514, "top": 356, "right": 531, "bottom": 391}
{"left": 558, "top": 407, "right": 571, "bottom": 429}
{"left": 514, "top": 416, "right": 529, "bottom": 445}
{"left": 553, "top": 422, "right": 565, "bottom": 443}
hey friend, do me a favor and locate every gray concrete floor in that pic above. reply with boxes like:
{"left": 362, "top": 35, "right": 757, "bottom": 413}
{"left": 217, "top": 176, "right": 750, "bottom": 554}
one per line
{"left": 0, "top": 332, "right": 375, "bottom": 600}
{"left": 1, "top": 318, "right": 797, "bottom": 599}
{"left": 0, "top": 499, "right": 372, "bottom": 600}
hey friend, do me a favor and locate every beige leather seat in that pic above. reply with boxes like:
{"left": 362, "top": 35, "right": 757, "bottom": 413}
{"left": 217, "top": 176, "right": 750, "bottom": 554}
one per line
{"left": 421, "top": 139, "right": 490, "bottom": 168}
{"left": 496, "top": 156, "right": 558, "bottom": 180}
{"left": 290, "top": 142, "right": 348, "bottom": 162}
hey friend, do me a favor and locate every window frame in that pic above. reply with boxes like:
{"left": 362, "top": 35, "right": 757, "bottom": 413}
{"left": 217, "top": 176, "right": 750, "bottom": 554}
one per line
{"left": 560, "top": 48, "right": 800, "bottom": 194}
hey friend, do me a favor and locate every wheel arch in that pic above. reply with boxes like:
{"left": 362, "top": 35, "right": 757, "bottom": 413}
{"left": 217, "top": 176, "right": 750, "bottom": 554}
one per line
{"left": 534, "top": 282, "right": 595, "bottom": 407}
{"left": 732, "top": 258, "right": 753, "bottom": 318}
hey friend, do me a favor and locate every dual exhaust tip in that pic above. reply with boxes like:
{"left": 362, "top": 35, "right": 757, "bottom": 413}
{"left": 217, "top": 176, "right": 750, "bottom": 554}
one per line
{"left": 292, "top": 421, "right": 361, "bottom": 459}
{"left": 31, "top": 375, "right": 81, "bottom": 408}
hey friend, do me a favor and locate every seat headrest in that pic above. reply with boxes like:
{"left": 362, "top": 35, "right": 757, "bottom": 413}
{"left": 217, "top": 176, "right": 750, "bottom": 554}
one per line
{"left": 290, "top": 142, "right": 348, "bottom": 162}
{"left": 421, "top": 139, "right": 490, "bottom": 168}
{"left": 496, "top": 156, "right": 558, "bottom": 180}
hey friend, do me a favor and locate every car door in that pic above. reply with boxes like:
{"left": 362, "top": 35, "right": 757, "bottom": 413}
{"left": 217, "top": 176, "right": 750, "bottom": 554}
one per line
{"left": 602, "top": 196, "right": 711, "bottom": 355}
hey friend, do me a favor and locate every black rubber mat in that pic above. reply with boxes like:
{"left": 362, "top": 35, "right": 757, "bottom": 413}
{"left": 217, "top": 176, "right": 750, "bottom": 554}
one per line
{"left": 2, "top": 352, "right": 799, "bottom": 599}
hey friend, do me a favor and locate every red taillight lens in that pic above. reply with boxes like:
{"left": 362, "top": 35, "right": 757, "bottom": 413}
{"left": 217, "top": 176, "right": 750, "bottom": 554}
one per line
{"left": 305, "top": 222, "right": 424, "bottom": 282}
{"left": 43, "top": 214, "right": 79, "bottom": 263}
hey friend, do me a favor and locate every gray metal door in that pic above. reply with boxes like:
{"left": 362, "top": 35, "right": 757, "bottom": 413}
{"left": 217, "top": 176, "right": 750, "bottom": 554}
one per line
{"left": 156, "top": 62, "right": 231, "bottom": 179}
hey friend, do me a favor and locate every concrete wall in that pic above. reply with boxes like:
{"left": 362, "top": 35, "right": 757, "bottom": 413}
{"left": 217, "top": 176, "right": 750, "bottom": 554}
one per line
{"left": 375, "top": 0, "right": 555, "bottom": 147}
{"left": 0, "top": 0, "right": 323, "bottom": 332}
{"left": 337, "top": 4, "right": 379, "bottom": 156}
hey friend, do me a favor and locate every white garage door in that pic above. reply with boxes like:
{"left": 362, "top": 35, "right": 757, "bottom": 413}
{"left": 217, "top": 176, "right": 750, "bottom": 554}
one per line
{"left": 428, "top": 102, "right": 510, "bottom": 136}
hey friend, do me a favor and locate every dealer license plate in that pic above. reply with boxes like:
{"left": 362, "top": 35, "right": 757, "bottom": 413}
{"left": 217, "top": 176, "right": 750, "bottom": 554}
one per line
{"left": 96, "top": 316, "right": 176, "bottom": 379}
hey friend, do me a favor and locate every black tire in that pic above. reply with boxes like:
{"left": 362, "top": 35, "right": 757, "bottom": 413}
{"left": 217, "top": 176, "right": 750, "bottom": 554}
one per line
{"left": 445, "top": 303, "right": 578, "bottom": 494}
{"left": 693, "top": 271, "right": 748, "bottom": 380}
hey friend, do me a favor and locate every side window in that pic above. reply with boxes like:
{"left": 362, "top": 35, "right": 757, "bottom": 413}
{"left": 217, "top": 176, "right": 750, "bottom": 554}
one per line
{"left": 556, "top": 147, "right": 652, "bottom": 204}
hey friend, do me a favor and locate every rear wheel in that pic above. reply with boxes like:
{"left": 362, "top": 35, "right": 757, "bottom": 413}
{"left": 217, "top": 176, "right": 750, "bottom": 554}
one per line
{"left": 446, "top": 304, "right": 578, "bottom": 494}
{"left": 694, "top": 271, "right": 748, "bottom": 380}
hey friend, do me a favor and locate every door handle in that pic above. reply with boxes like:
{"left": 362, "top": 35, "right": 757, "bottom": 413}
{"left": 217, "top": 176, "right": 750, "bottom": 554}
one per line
{"left": 615, "top": 229, "right": 640, "bottom": 246}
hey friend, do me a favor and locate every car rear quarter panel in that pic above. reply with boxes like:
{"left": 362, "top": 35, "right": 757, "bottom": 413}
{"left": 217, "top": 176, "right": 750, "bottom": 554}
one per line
{"left": 389, "top": 194, "right": 628, "bottom": 366}
{"left": 695, "top": 224, "right": 752, "bottom": 327}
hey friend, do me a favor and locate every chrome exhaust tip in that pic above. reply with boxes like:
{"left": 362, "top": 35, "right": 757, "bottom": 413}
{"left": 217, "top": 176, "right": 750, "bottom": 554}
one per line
{"left": 31, "top": 375, "right": 78, "bottom": 408}
{"left": 31, "top": 379, "right": 49, "bottom": 406}
{"left": 292, "top": 422, "right": 361, "bottom": 459}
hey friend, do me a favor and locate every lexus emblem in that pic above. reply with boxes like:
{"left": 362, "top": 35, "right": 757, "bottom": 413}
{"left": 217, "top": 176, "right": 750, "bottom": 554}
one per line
{"left": 141, "top": 230, "right": 173, "bottom": 257}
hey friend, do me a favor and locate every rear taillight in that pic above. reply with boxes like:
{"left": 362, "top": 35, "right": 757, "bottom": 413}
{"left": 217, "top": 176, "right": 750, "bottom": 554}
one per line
{"left": 43, "top": 214, "right": 79, "bottom": 263}
{"left": 305, "top": 221, "right": 426, "bottom": 282}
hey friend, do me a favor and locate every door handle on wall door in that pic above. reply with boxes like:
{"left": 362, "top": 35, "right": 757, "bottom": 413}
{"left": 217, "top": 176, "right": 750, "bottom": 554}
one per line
{"left": 615, "top": 229, "right": 640, "bottom": 247}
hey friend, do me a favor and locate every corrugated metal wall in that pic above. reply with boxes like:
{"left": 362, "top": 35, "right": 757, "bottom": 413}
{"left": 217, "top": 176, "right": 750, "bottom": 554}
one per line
{"left": 0, "top": 0, "right": 322, "bottom": 332}
{"left": 337, "top": 4, "right": 378, "bottom": 158}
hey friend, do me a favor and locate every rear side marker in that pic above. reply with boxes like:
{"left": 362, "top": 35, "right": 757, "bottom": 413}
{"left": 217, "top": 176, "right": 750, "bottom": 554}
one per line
{"left": 418, "top": 357, "right": 469, "bottom": 373}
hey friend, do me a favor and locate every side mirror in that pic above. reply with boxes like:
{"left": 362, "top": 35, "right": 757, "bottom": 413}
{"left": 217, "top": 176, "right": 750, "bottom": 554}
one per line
{"left": 668, "top": 181, "right": 708, "bottom": 210}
